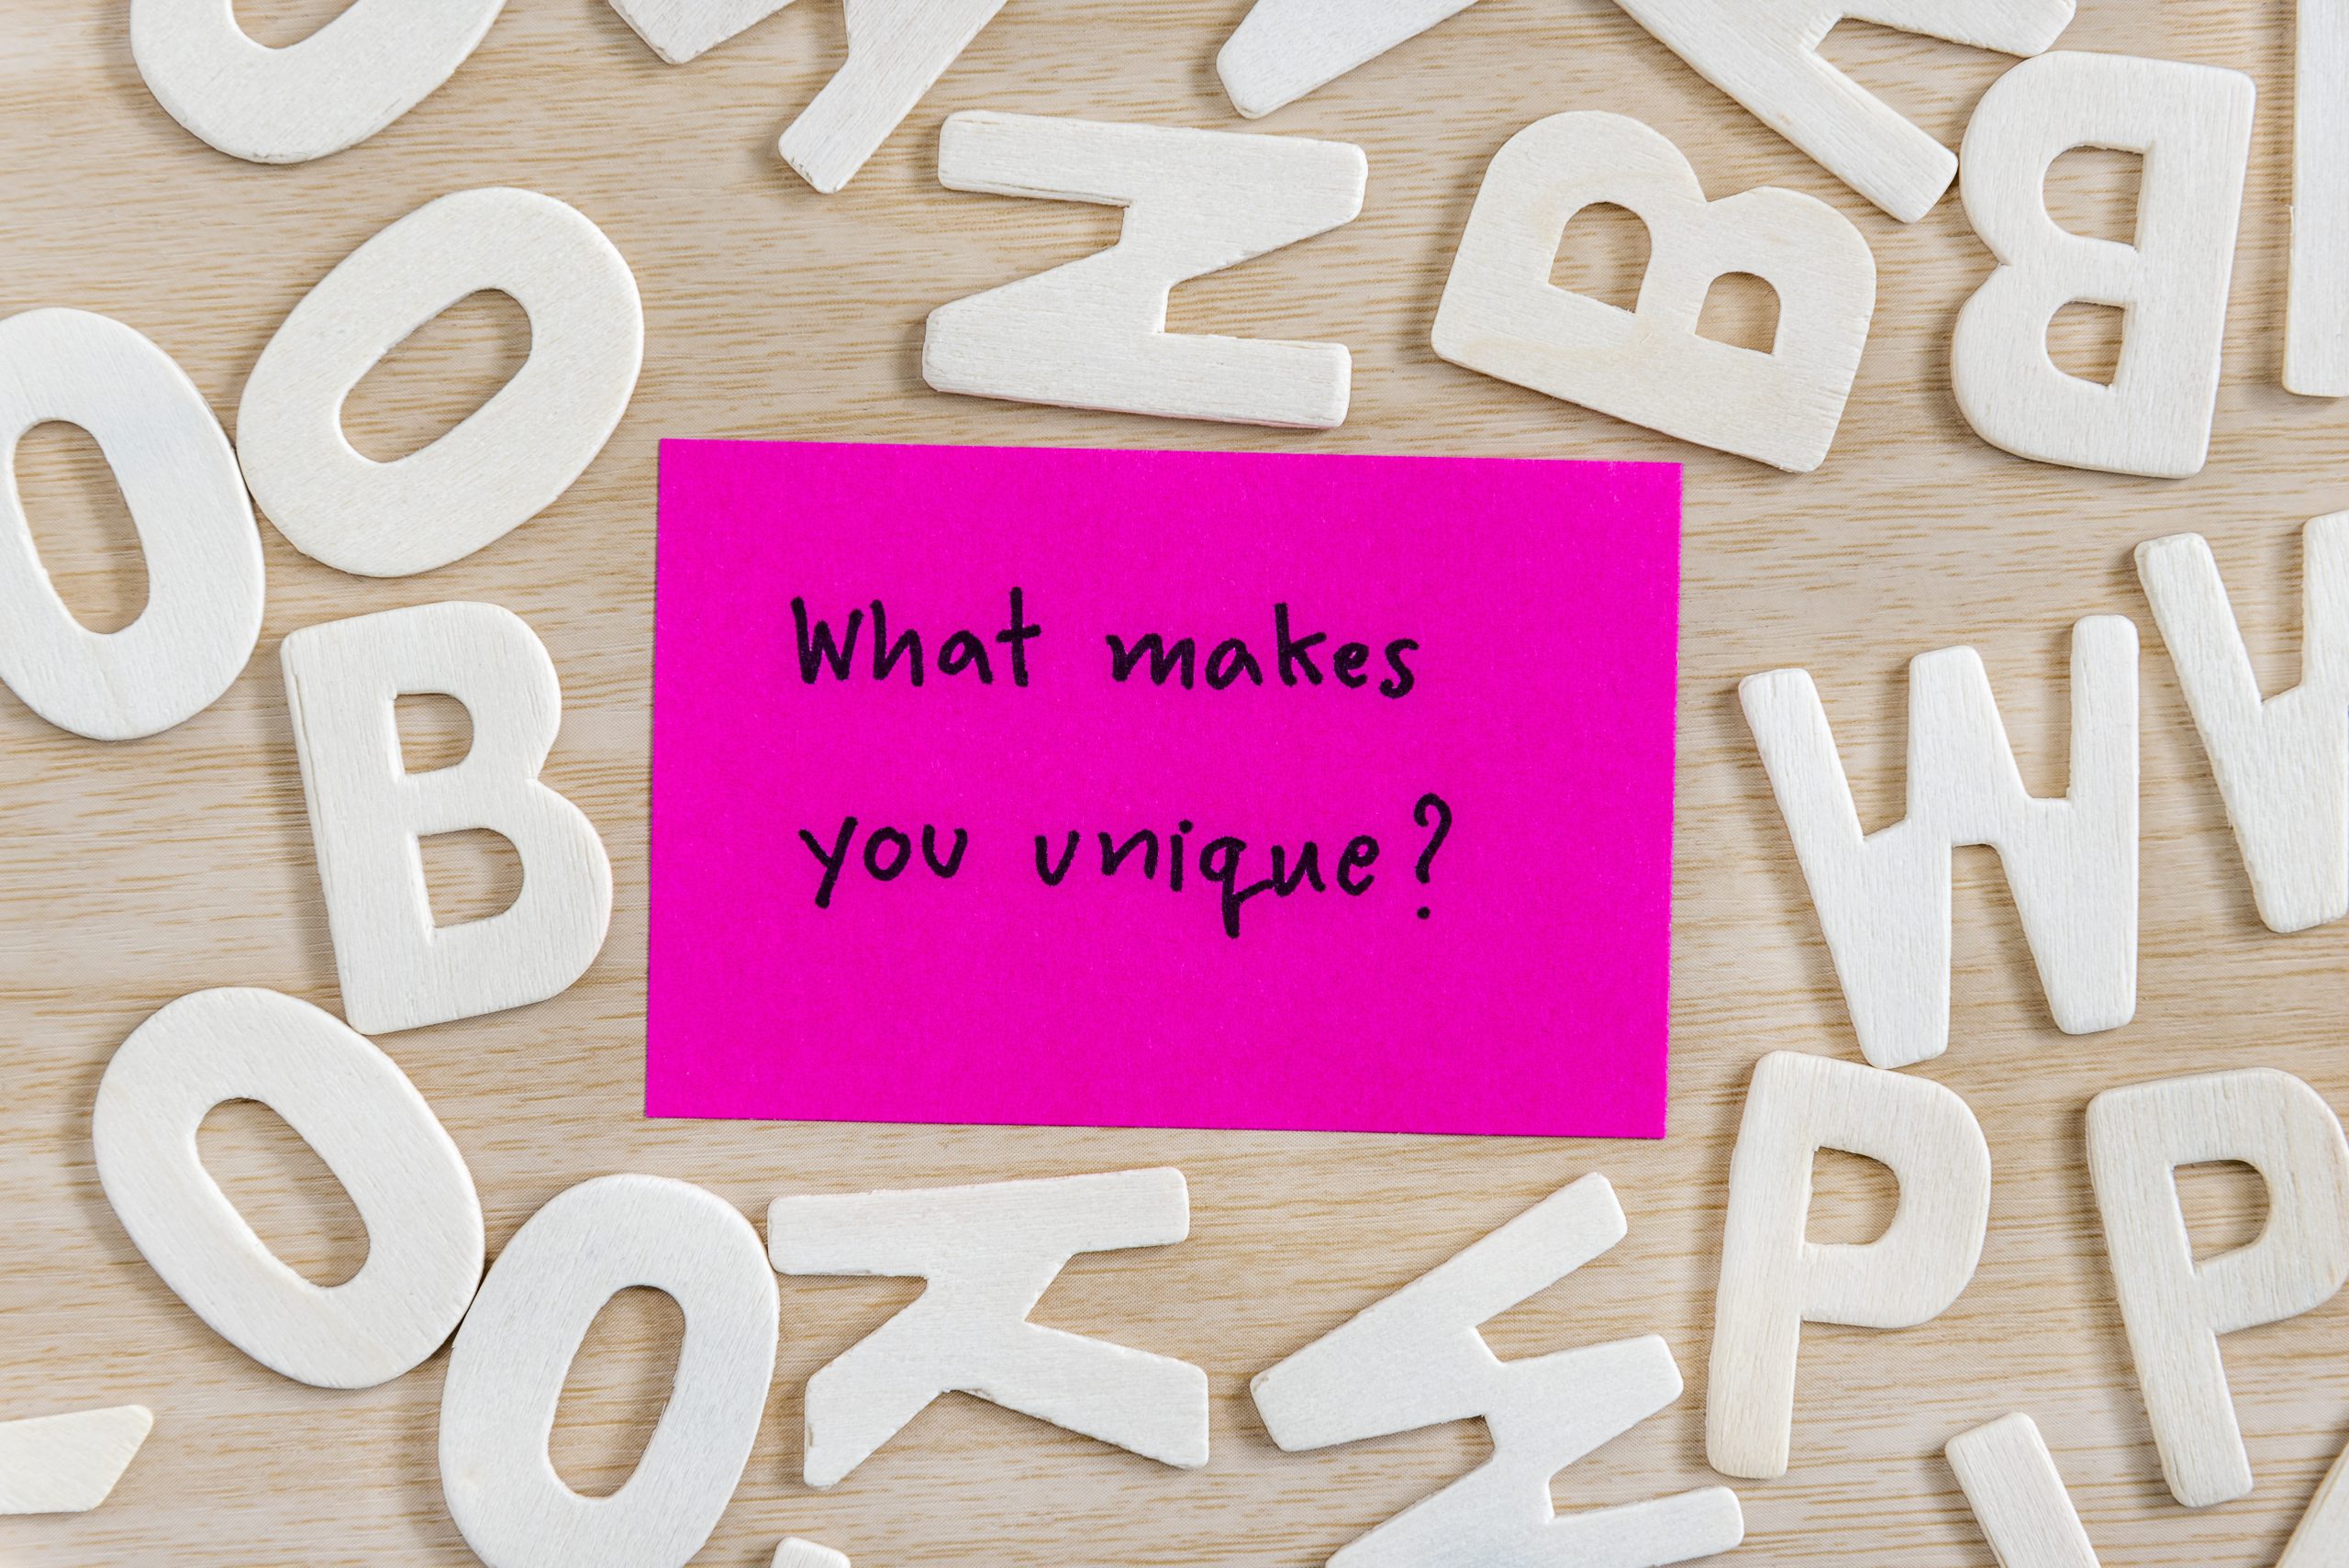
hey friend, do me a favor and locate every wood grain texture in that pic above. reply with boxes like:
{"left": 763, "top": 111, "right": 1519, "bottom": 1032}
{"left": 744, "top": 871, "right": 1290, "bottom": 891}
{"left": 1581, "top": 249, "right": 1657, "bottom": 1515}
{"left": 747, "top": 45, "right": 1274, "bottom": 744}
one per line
{"left": 1, "top": 2, "right": 2344, "bottom": 1565}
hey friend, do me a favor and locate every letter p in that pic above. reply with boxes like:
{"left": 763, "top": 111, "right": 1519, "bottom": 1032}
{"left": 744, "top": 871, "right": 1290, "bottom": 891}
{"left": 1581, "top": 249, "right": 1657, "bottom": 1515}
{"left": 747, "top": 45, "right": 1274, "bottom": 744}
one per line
{"left": 1707, "top": 1051, "right": 1992, "bottom": 1479}
{"left": 2088, "top": 1069, "right": 2349, "bottom": 1507}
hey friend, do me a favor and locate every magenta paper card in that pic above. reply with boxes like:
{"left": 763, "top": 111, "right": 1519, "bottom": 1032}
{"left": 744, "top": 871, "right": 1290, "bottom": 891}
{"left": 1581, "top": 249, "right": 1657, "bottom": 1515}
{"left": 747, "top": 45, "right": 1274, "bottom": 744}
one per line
{"left": 648, "top": 440, "right": 1680, "bottom": 1138}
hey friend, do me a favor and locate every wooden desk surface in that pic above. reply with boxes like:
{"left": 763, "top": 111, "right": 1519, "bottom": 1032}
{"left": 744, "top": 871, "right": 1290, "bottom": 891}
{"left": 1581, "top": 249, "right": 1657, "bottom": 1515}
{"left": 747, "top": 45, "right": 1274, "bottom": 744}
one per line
{"left": 1, "top": 1, "right": 2340, "bottom": 1564}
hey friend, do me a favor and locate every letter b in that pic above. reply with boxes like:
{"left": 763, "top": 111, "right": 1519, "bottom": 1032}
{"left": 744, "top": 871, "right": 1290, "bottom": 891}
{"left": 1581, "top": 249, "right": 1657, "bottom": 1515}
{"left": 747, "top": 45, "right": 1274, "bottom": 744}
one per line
{"left": 282, "top": 601, "right": 613, "bottom": 1034}
{"left": 1433, "top": 112, "right": 1876, "bottom": 473}
{"left": 1953, "top": 52, "right": 2255, "bottom": 477}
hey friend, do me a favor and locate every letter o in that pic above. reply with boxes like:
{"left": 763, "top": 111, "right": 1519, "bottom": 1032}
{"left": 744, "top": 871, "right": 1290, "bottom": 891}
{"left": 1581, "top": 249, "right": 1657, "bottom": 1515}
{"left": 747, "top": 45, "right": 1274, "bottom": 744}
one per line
{"left": 440, "top": 1175, "right": 779, "bottom": 1568}
{"left": 0, "top": 308, "right": 263, "bottom": 740}
{"left": 91, "top": 988, "right": 485, "bottom": 1388}
{"left": 865, "top": 828, "right": 912, "bottom": 881}
{"left": 238, "top": 186, "right": 644, "bottom": 578}
{"left": 130, "top": 0, "right": 507, "bottom": 165}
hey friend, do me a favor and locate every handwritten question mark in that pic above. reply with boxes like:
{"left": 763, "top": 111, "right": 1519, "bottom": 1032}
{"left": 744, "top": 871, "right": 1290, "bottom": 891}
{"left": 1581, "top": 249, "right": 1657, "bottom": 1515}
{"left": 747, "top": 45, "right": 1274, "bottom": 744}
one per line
{"left": 1412, "top": 792, "right": 1453, "bottom": 921}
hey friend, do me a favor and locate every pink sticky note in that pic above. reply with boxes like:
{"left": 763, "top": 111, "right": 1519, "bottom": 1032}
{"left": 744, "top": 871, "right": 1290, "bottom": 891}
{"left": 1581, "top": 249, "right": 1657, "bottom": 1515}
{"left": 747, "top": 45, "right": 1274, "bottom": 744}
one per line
{"left": 649, "top": 440, "right": 1679, "bottom": 1138}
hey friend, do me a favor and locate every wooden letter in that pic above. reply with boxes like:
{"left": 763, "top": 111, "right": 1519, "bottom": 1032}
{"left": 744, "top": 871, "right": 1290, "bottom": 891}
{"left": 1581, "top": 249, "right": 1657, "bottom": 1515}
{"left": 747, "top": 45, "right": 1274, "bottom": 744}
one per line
{"left": 130, "top": 0, "right": 505, "bottom": 164}
{"left": 781, "top": 0, "right": 1009, "bottom": 194}
{"left": 282, "top": 602, "right": 614, "bottom": 1035}
{"left": 0, "top": 1407, "right": 154, "bottom": 1515}
{"left": 1741, "top": 618, "right": 2137, "bottom": 1070}
{"left": 1611, "top": 0, "right": 2076, "bottom": 222}
{"left": 774, "top": 1542, "right": 852, "bottom": 1568}
{"left": 771, "top": 1168, "right": 1208, "bottom": 1486}
{"left": 1947, "top": 1415, "right": 2101, "bottom": 1568}
{"left": 2135, "top": 522, "right": 2349, "bottom": 935}
{"left": 606, "top": 0, "right": 1009, "bottom": 194}
{"left": 1217, "top": 0, "right": 1484, "bottom": 118}
{"left": 238, "top": 188, "right": 642, "bottom": 579}
{"left": 1707, "top": 1051, "right": 1993, "bottom": 1480}
{"left": 922, "top": 112, "right": 1366, "bottom": 429}
{"left": 2087, "top": 1069, "right": 2349, "bottom": 1507}
{"left": 1953, "top": 52, "right": 2255, "bottom": 478}
{"left": 602, "top": 0, "right": 785, "bottom": 61}
{"left": 2282, "top": 1440, "right": 2349, "bottom": 1568}
{"left": 2289, "top": 0, "right": 2349, "bottom": 395}
{"left": 1951, "top": 1411, "right": 2349, "bottom": 1566}
{"left": 0, "top": 308, "right": 262, "bottom": 741}
{"left": 92, "top": 989, "right": 484, "bottom": 1388}
{"left": 1432, "top": 112, "right": 1876, "bottom": 473}
{"left": 441, "top": 1175, "right": 778, "bottom": 1568}
{"left": 1252, "top": 1175, "right": 1745, "bottom": 1568}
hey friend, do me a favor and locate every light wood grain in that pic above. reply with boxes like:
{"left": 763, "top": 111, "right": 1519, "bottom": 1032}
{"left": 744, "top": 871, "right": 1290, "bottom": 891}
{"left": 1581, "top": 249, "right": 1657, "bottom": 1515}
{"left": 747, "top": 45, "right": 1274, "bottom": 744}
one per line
{"left": 2, "top": 2, "right": 2345, "bottom": 1566}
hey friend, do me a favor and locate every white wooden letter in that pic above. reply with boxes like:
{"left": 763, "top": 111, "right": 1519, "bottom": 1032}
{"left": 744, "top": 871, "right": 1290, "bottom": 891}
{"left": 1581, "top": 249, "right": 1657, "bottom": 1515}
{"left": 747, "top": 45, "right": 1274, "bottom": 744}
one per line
{"left": 130, "top": 0, "right": 506, "bottom": 164}
{"left": 1707, "top": 1051, "right": 1993, "bottom": 1481}
{"left": 2135, "top": 522, "right": 2349, "bottom": 935}
{"left": 2288, "top": 0, "right": 2349, "bottom": 396}
{"left": 1611, "top": 0, "right": 2076, "bottom": 222}
{"left": 606, "top": 0, "right": 1009, "bottom": 194}
{"left": 282, "top": 601, "right": 614, "bottom": 1036}
{"left": 922, "top": 112, "right": 1366, "bottom": 429}
{"left": 1953, "top": 1411, "right": 2349, "bottom": 1567}
{"left": 2087, "top": 1069, "right": 2349, "bottom": 1508}
{"left": 1217, "top": 0, "right": 1483, "bottom": 119}
{"left": 1252, "top": 1174, "right": 1744, "bottom": 1568}
{"left": 604, "top": 0, "right": 788, "bottom": 62}
{"left": 440, "top": 1175, "right": 778, "bottom": 1568}
{"left": 781, "top": 0, "right": 1010, "bottom": 195}
{"left": 1953, "top": 52, "right": 2255, "bottom": 478}
{"left": 1741, "top": 618, "right": 2137, "bottom": 1069}
{"left": 1947, "top": 1415, "right": 2101, "bottom": 1568}
{"left": 770, "top": 1168, "right": 1208, "bottom": 1487}
{"left": 1944, "top": 1418, "right": 2349, "bottom": 1558}
{"left": 1431, "top": 112, "right": 1876, "bottom": 473}
{"left": 238, "top": 187, "right": 642, "bottom": 579}
{"left": 91, "top": 988, "right": 484, "bottom": 1389}
{"left": 2282, "top": 1440, "right": 2349, "bottom": 1568}
{"left": 774, "top": 1541, "right": 852, "bottom": 1568}
{"left": 0, "top": 1407, "right": 154, "bottom": 1515}
{"left": 0, "top": 308, "right": 262, "bottom": 741}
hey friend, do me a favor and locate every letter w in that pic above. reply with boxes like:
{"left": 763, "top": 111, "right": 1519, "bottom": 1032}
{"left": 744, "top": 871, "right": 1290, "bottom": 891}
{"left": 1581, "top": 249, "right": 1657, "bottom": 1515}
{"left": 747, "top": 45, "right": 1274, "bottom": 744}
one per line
{"left": 1738, "top": 617, "right": 2138, "bottom": 1071}
{"left": 2137, "top": 518, "right": 2349, "bottom": 935}
{"left": 1251, "top": 1175, "right": 1742, "bottom": 1568}
{"left": 794, "top": 598, "right": 863, "bottom": 682}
